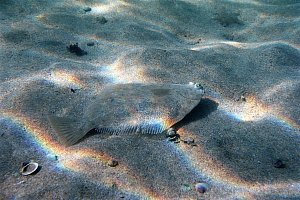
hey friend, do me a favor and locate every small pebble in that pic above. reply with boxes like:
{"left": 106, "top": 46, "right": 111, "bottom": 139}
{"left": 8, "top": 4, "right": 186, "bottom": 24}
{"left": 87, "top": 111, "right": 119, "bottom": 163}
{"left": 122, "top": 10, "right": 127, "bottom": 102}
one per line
{"left": 108, "top": 160, "right": 118, "bottom": 167}
{"left": 87, "top": 42, "right": 95, "bottom": 46}
{"left": 182, "top": 137, "right": 194, "bottom": 145}
{"left": 168, "top": 136, "right": 178, "bottom": 142}
{"left": 274, "top": 159, "right": 286, "bottom": 168}
{"left": 83, "top": 7, "right": 92, "bottom": 12}
{"left": 240, "top": 95, "right": 246, "bottom": 102}
{"left": 174, "top": 139, "right": 180, "bottom": 143}
{"left": 166, "top": 128, "right": 176, "bottom": 137}
{"left": 67, "top": 43, "right": 87, "bottom": 56}
{"left": 96, "top": 16, "right": 108, "bottom": 24}
{"left": 195, "top": 182, "right": 208, "bottom": 193}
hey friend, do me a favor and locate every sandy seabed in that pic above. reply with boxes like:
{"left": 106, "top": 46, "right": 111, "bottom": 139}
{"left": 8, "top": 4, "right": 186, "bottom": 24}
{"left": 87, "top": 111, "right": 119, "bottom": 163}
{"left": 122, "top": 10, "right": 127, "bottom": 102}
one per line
{"left": 0, "top": 0, "right": 300, "bottom": 199}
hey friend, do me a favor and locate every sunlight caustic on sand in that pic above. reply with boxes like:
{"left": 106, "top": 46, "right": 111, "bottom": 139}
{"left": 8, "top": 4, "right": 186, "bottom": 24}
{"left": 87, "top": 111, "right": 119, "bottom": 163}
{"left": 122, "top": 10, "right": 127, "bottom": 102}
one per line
{"left": 47, "top": 69, "right": 85, "bottom": 88}
{"left": 215, "top": 92, "right": 299, "bottom": 130}
{"left": 99, "top": 58, "right": 148, "bottom": 84}
{"left": 0, "top": 111, "right": 176, "bottom": 200}
{"left": 73, "top": 1, "right": 130, "bottom": 15}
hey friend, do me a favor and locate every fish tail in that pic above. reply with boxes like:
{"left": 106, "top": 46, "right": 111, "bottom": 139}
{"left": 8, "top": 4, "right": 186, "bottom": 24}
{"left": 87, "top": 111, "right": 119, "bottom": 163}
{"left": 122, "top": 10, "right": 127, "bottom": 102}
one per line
{"left": 48, "top": 116, "right": 92, "bottom": 146}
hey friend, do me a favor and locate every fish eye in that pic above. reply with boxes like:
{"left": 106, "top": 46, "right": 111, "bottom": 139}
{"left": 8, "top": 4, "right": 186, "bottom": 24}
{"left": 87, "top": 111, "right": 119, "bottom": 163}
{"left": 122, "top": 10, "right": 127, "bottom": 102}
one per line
{"left": 194, "top": 83, "right": 203, "bottom": 90}
{"left": 189, "top": 82, "right": 202, "bottom": 89}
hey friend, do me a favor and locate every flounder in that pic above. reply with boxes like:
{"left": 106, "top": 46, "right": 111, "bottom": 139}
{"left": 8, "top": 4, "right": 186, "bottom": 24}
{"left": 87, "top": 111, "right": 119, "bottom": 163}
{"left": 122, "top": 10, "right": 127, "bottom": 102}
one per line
{"left": 48, "top": 82, "right": 204, "bottom": 146}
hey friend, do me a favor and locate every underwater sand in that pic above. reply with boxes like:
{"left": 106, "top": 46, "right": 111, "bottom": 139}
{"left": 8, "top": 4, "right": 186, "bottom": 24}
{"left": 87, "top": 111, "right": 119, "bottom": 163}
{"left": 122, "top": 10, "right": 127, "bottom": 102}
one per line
{"left": 0, "top": 0, "right": 300, "bottom": 199}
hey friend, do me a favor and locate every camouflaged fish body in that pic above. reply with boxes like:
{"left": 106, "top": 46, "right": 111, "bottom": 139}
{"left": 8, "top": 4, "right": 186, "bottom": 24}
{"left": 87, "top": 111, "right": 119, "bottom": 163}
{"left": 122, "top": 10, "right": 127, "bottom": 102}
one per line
{"left": 48, "top": 83, "right": 204, "bottom": 146}
{"left": 94, "top": 121, "right": 166, "bottom": 135}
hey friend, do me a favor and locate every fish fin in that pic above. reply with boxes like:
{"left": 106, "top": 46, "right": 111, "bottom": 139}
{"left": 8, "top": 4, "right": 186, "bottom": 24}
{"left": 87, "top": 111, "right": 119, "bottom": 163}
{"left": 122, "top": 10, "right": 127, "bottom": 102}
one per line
{"left": 48, "top": 116, "right": 90, "bottom": 146}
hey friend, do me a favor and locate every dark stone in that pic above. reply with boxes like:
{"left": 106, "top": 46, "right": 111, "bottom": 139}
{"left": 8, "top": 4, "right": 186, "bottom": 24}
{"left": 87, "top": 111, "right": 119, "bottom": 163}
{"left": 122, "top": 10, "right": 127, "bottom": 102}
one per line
{"left": 67, "top": 43, "right": 87, "bottom": 56}
{"left": 107, "top": 160, "right": 118, "bottom": 167}
{"left": 83, "top": 7, "right": 92, "bottom": 12}
{"left": 241, "top": 95, "right": 246, "bottom": 102}
{"left": 274, "top": 159, "right": 286, "bottom": 168}
{"left": 182, "top": 138, "right": 194, "bottom": 145}
{"left": 87, "top": 42, "right": 95, "bottom": 46}
{"left": 96, "top": 16, "right": 108, "bottom": 24}
{"left": 195, "top": 183, "right": 208, "bottom": 193}
{"left": 167, "top": 134, "right": 179, "bottom": 140}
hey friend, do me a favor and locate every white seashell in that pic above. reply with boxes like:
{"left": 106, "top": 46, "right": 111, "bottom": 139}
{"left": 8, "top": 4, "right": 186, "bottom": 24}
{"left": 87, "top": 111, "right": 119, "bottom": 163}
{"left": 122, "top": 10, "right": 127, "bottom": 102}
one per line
{"left": 21, "top": 161, "right": 39, "bottom": 176}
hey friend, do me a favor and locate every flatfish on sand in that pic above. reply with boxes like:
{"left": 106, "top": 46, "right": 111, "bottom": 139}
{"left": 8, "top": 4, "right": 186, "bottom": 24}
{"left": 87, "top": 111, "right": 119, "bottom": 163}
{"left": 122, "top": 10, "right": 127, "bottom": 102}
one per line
{"left": 48, "top": 83, "right": 204, "bottom": 146}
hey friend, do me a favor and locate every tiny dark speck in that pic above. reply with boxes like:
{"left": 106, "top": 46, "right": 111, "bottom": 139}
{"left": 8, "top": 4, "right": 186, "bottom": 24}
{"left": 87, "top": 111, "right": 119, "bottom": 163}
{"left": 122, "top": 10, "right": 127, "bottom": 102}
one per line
{"left": 71, "top": 89, "right": 76, "bottom": 93}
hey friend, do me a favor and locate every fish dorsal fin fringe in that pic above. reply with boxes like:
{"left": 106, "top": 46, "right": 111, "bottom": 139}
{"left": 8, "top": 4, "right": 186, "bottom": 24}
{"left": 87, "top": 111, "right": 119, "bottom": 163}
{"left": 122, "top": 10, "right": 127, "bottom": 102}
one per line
{"left": 95, "top": 124, "right": 165, "bottom": 135}
{"left": 48, "top": 116, "right": 92, "bottom": 146}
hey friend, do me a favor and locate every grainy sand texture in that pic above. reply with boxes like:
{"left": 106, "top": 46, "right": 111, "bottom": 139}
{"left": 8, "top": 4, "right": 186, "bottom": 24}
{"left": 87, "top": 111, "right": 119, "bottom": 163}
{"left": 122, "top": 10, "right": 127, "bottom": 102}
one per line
{"left": 1, "top": 0, "right": 300, "bottom": 199}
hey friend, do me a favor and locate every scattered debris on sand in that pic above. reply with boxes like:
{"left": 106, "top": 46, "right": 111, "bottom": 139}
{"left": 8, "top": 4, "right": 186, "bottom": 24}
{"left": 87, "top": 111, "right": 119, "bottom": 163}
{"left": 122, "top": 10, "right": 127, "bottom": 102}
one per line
{"left": 67, "top": 43, "right": 87, "bottom": 56}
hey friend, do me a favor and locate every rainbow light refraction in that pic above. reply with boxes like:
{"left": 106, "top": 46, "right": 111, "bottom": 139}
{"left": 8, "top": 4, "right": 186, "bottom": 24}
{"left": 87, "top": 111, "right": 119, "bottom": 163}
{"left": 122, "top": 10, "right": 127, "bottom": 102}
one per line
{"left": 218, "top": 94, "right": 299, "bottom": 130}
{"left": 45, "top": 67, "right": 85, "bottom": 88}
{"left": 174, "top": 127, "right": 300, "bottom": 196}
{"left": 0, "top": 110, "right": 176, "bottom": 200}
